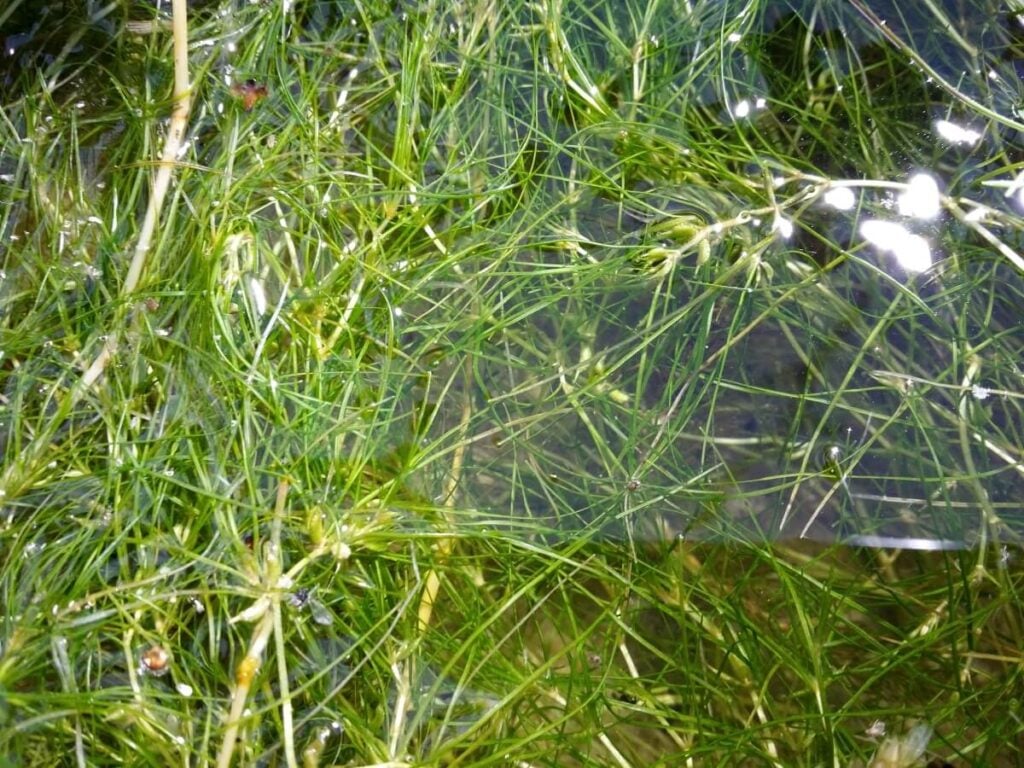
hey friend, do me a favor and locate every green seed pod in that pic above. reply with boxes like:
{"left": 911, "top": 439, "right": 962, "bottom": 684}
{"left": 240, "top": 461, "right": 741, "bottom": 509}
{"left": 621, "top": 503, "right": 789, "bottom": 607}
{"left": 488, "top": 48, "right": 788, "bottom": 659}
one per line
{"left": 646, "top": 213, "right": 706, "bottom": 244}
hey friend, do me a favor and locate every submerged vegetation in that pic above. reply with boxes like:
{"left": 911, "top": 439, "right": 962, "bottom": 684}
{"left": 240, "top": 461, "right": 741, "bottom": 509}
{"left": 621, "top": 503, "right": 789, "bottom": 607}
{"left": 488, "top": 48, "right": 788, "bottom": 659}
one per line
{"left": 1, "top": 0, "right": 1023, "bottom": 764}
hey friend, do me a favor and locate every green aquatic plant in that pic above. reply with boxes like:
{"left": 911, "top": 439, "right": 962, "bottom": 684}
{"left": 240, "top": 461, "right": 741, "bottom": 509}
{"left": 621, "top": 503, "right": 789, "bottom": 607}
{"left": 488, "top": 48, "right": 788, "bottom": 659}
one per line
{"left": 1, "top": 0, "right": 1022, "bottom": 765}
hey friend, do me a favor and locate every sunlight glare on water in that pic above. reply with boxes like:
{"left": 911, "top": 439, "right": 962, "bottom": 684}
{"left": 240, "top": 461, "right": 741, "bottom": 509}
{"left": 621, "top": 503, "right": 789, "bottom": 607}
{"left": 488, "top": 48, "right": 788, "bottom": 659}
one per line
{"left": 897, "top": 174, "right": 941, "bottom": 221}
{"left": 823, "top": 186, "right": 856, "bottom": 211}
{"left": 933, "top": 119, "right": 982, "bottom": 146}
{"left": 859, "top": 220, "right": 932, "bottom": 273}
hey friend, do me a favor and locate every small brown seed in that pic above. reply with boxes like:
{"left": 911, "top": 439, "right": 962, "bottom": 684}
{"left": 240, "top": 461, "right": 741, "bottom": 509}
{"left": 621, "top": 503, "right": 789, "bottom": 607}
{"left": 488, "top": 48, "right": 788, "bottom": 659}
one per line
{"left": 140, "top": 645, "right": 170, "bottom": 676}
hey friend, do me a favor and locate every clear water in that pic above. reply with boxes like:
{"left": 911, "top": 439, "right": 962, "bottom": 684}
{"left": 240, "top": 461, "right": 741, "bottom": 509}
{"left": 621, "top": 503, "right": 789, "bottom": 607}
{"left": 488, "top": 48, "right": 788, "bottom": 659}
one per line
{"left": 398, "top": 0, "right": 1024, "bottom": 550}
{"left": 2, "top": 0, "right": 1022, "bottom": 553}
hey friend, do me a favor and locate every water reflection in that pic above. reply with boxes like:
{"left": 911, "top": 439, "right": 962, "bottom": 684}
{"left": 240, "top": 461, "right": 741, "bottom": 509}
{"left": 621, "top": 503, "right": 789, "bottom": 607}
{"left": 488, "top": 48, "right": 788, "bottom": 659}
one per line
{"left": 934, "top": 118, "right": 982, "bottom": 146}
{"left": 824, "top": 187, "right": 857, "bottom": 212}
{"left": 859, "top": 220, "right": 932, "bottom": 273}
{"left": 897, "top": 174, "right": 941, "bottom": 221}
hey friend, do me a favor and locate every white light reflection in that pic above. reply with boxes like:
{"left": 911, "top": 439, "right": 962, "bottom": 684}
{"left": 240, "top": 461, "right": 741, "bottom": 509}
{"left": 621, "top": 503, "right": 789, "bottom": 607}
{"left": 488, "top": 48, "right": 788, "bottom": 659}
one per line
{"left": 860, "top": 220, "right": 932, "bottom": 273}
{"left": 898, "top": 173, "right": 941, "bottom": 220}
{"left": 934, "top": 119, "right": 981, "bottom": 146}
{"left": 823, "top": 187, "right": 856, "bottom": 211}
{"left": 733, "top": 100, "right": 750, "bottom": 118}
{"left": 772, "top": 215, "right": 793, "bottom": 239}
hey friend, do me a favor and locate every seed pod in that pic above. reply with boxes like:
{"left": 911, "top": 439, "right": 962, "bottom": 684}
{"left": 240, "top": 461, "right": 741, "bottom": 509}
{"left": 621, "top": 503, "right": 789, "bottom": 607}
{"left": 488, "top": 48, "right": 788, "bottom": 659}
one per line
{"left": 140, "top": 645, "right": 170, "bottom": 677}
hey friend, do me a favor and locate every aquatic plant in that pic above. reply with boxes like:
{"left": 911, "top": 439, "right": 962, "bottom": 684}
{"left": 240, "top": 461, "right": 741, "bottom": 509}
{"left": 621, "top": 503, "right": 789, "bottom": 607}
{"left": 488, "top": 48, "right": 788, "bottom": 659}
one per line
{"left": 1, "top": 0, "right": 1021, "bottom": 764}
